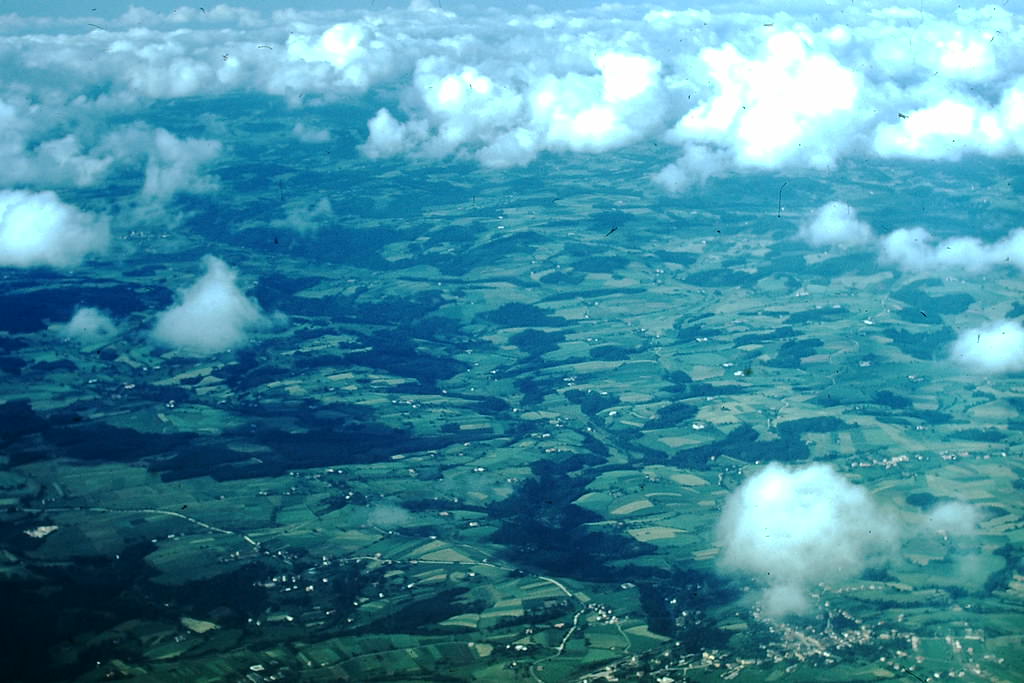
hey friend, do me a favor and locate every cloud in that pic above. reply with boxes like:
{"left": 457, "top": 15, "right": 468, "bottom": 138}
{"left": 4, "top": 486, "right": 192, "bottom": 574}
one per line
{"left": 950, "top": 319, "right": 1024, "bottom": 374}
{"left": 2, "top": 4, "right": 1023, "bottom": 181}
{"left": 652, "top": 143, "right": 730, "bottom": 193}
{"left": 100, "top": 125, "right": 222, "bottom": 199}
{"left": 285, "top": 21, "right": 399, "bottom": 93}
{"left": 878, "top": 226, "right": 1024, "bottom": 273}
{"left": 913, "top": 499, "right": 989, "bottom": 589}
{"left": 365, "top": 502, "right": 414, "bottom": 530}
{"left": 0, "top": 129, "right": 115, "bottom": 189}
{"left": 50, "top": 307, "right": 119, "bottom": 344}
{"left": 363, "top": 48, "right": 666, "bottom": 167}
{"left": 0, "top": 109, "right": 221, "bottom": 200}
{"left": 668, "top": 31, "right": 863, "bottom": 169}
{"left": 360, "top": 107, "right": 426, "bottom": 160}
{"left": 716, "top": 462, "right": 897, "bottom": 618}
{"left": 0, "top": 190, "right": 109, "bottom": 268}
{"left": 873, "top": 97, "right": 1013, "bottom": 160}
{"left": 797, "top": 201, "right": 875, "bottom": 248}
{"left": 150, "top": 255, "right": 283, "bottom": 355}
{"left": 793, "top": 207, "right": 1024, "bottom": 277}
{"left": 271, "top": 197, "right": 334, "bottom": 233}
{"left": 924, "top": 501, "right": 980, "bottom": 536}
{"left": 292, "top": 122, "right": 331, "bottom": 143}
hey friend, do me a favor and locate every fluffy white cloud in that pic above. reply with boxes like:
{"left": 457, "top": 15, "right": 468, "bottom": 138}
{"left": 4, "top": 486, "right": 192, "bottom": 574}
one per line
{"left": 0, "top": 103, "right": 222, "bottom": 202}
{"left": 150, "top": 255, "right": 283, "bottom": 355}
{"left": 99, "top": 125, "right": 222, "bottom": 199}
{"left": 361, "top": 48, "right": 667, "bottom": 167}
{"left": 286, "top": 22, "right": 398, "bottom": 92}
{"left": 873, "top": 97, "right": 1013, "bottom": 160}
{"left": 669, "top": 32, "right": 862, "bottom": 169}
{"left": 878, "top": 226, "right": 1024, "bottom": 273}
{"left": 0, "top": 132, "right": 115, "bottom": 189}
{"left": 716, "top": 462, "right": 897, "bottom": 618}
{"left": 50, "top": 307, "right": 119, "bottom": 344}
{"left": 798, "top": 201, "right": 874, "bottom": 248}
{"left": 950, "top": 319, "right": 1024, "bottom": 374}
{"left": 410, "top": 57, "right": 526, "bottom": 160}
{"left": 652, "top": 143, "right": 731, "bottom": 193}
{"left": 529, "top": 52, "right": 666, "bottom": 154}
{"left": 0, "top": 190, "right": 109, "bottom": 268}
{"left": 0, "top": 3, "right": 1022, "bottom": 181}
{"left": 360, "top": 108, "right": 419, "bottom": 160}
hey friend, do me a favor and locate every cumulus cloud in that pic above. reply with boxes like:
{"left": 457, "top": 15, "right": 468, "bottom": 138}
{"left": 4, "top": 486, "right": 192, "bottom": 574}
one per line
{"left": 797, "top": 201, "right": 875, "bottom": 248}
{"left": 150, "top": 255, "right": 283, "bottom": 355}
{"left": 0, "top": 109, "right": 222, "bottom": 201}
{"left": 50, "top": 307, "right": 119, "bottom": 344}
{"left": 0, "top": 190, "right": 109, "bottom": 268}
{"left": 794, "top": 205, "right": 1024, "bottom": 278}
{"left": 363, "top": 49, "right": 666, "bottom": 167}
{"left": 878, "top": 226, "right": 1024, "bottom": 273}
{"left": 873, "top": 96, "right": 1017, "bottom": 160}
{"left": 100, "top": 125, "right": 222, "bottom": 199}
{"left": 716, "top": 462, "right": 897, "bottom": 618}
{"left": 285, "top": 22, "right": 399, "bottom": 93}
{"left": 652, "top": 143, "right": 730, "bottom": 193}
{"left": 2, "top": 4, "right": 1023, "bottom": 180}
{"left": 950, "top": 319, "right": 1024, "bottom": 374}
{"left": 0, "top": 130, "right": 115, "bottom": 189}
{"left": 913, "top": 499, "right": 989, "bottom": 589}
{"left": 360, "top": 108, "right": 426, "bottom": 160}
{"left": 668, "top": 32, "right": 863, "bottom": 169}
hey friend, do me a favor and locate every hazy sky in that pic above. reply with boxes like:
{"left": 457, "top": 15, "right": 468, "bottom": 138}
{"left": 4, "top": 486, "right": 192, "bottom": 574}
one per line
{"left": 7, "top": 0, "right": 1018, "bottom": 18}
{"left": 3, "top": 0, "right": 602, "bottom": 17}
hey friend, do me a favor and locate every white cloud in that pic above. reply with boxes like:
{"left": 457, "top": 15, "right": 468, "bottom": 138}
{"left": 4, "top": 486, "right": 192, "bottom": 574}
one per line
{"left": 798, "top": 201, "right": 874, "bottom": 248}
{"left": 50, "top": 307, "right": 119, "bottom": 344}
{"left": 99, "top": 125, "right": 222, "bottom": 199}
{"left": 877, "top": 226, "right": 1024, "bottom": 274}
{"left": 0, "top": 132, "right": 115, "bottom": 189}
{"left": 286, "top": 22, "right": 398, "bottom": 93}
{"left": 716, "top": 462, "right": 897, "bottom": 618}
{"left": 0, "top": 4, "right": 1022, "bottom": 181}
{"left": 360, "top": 107, "right": 419, "bottom": 160}
{"left": 150, "top": 255, "right": 283, "bottom": 356}
{"left": 529, "top": 52, "right": 666, "bottom": 154}
{"left": 0, "top": 102, "right": 221, "bottom": 202}
{"left": 360, "top": 48, "right": 667, "bottom": 167}
{"left": 950, "top": 319, "right": 1024, "bottom": 374}
{"left": 403, "top": 57, "right": 526, "bottom": 161}
{"left": 653, "top": 143, "right": 731, "bottom": 193}
{"left": 873, "top": 98, "right": 1012, "bottom": 160}
{"left": 292, "top": 122, "right": 331, "bottom": 143}
{"left": 669, "top": 32, "right": 862, "bottom": 169}
{"left": 0, "top": 190, "right": 109, "bottom": 268}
